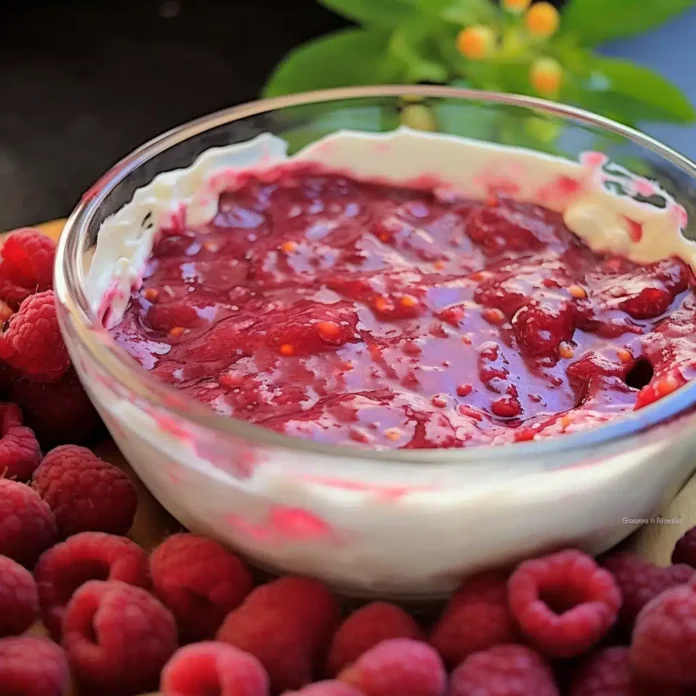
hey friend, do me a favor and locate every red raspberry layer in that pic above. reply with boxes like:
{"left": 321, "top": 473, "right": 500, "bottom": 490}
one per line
{"left": 63, "top": 579, "right": 177, "bottom": 695}
{"left": 151, "top": 533, "right": 253, "bottom": 641}
{"left": 0, "top": 290, "right": 70, "bottom": 383}
{"left": 0, "top": 401, "right": 41, "bottom": 481}
{"left": 508, "top": 549, "right": 621, "bottom": 658}
{"left": 34, "top": 531, "right": 149, "bottom": 640}
{"left": 0, "top": 479, "right": 57, "bottom": 568}
{"left": 33, "top": 444, "right": 138, "bottom": 538}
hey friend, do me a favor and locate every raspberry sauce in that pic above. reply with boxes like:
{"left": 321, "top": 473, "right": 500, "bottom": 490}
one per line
{"left": 109, "top": 164, "right": 696, "bottom": 449}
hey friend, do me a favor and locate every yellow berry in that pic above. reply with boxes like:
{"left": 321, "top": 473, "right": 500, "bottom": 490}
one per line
{"left": 400, "top": 104, "right": 437, "bottom": 132}
{"left": 525, "top": 2, "right": 560, "bottom": 38}
{"left": 503, "top": 0, "right": 532, "bottom": 12}
{"left": 530, "top": 57, "right": 563, "bottom": 96}
{"left": 456, "top": 25, "right": 496, "bottom": 60}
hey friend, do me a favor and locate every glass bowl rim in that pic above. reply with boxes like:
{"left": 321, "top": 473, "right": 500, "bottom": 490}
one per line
{"left": 54, "top": 84, "right": 696, "bottom": 465}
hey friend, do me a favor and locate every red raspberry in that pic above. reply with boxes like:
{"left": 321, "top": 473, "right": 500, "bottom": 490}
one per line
{"left": 151, "top": 533, "right": 253, "bottom": 640}
{"left": 63, "top": 579, "right": 177, "bottom": 695}
{"left": 8, "top": 368, "right": 102, "bottom": 447}
{"left": 0, "top": 229, "right": 56, "bottom": 309}
{"left": 449, "top": 644, "right": 559, "bottom": 696}
{"left": 508, "top": 549, "right": 621, "bottom": 658}
{"left": 672, "top": 526, "right": 696, "bottom": 568}
{"left": 569, "top": 646, "right": 686, "bottom": 696}
{"left": 430, "top": 571, "right": 517, "bottom": 668}
{"left": 630, "top": 583, "right": 696, "bottom": 687}
{"left": 0, "top": 479, "right": 57, "bottom": 567}
{"left": 327, "top": 601, "right": 422, "bottom": 675}
{"left": 0, "top": 555, "right": 38, "bottom": 636}
{"left": 603, "top": 552, "right": 694, "bottom": 628}
{"left": 0, "top": 636, "right": 69, "bottom": 696}
{"left": 217, "top": 576, "right": 340, "bottom": 692}
{"left": 338, "top": 639, "right": 445, "bottom": 696}
{"left": 0, "top": 401, "right": 41, "bottom": 481}
{"left": 160, "top": 641, "right": 268, "bottom": 696}
{"left": 34, "top": 531, "right": 149, "bottom": 640}
{"left": 0, "top": 291, "right": 70, "bottom": 383}
{"left": 32, "top": 445, "right": 137, "bottom": 538}
{"left": 286, "top": 681, "right": 366, "bottom": 696}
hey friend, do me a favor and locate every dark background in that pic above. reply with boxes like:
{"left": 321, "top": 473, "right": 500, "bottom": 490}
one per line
{"left": 9, "top": 0, "right": 691, "bottom": 233}
{"left": 0, "top": 0, "right": 350, "bottom": 229}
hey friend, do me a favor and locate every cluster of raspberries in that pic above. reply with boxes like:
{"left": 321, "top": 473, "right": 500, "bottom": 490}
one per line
{"left": 0, "top": 227, "right": 695, "bottom": 695}
{"left": 1, "top": 446, "right": 695, "bottom": 696}
{"left": 0, "top": 228, "right": 103, "bottom": 448}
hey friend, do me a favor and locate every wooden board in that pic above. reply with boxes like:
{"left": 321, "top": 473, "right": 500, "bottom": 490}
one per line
{"left": 19, "top": 220, "right": 696, "bottom": 694}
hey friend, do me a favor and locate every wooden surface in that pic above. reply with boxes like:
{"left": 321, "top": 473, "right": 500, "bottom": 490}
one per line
{"left": 20, "top": 220, "right": 696, "bottom": 693}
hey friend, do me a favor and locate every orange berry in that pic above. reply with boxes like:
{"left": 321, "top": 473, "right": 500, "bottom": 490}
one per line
{"left": 567, "top": 284, "right": 587, "bottom": 299}
{"left": 559, "top": 342, "right": 574, "bottom": 360}
{"left": 143, "top": 288, "right": 158, "bottom": 302}
{"left": 503, "top": 0, "right": 531, "bottom": 12}
{"left": 280, "top": 343, "right": 294, "bottom": 356}
{"left": 373, "top": 296, "right": 391, "bottom": 313}
{"left": 399, "top": 294, "right": 419, "bottom": 309}
{"left": 169, "top": 326, "right": 185, "bottom": 338}
{"left": 461, "top": 335, "right": 473, "bottom": 346}
{"left": 656, "top": 373, "right": 681, "bottom": 397}
{"left": 384, "top": 428, "right": 403, "bottom": 441}
{"left": 280, "top": 240, "right": 297, "bottom": 254}
{"left": 617, "top": 349, "right": 633, "bottom": 364}
{"left": 530, "top": 57, "right": 563, "bottom": 96}
{"left": 316, "top": 320, "right": 341, "bottom": 341}
{"left": 433, "top": 260, "right": 446, "bottom": 271}
{"left": 456, "top": 25, "right": 496, "bottom": 60}
{"left": 525, "top": 2, "right": 560, "bottom": 38}
{"left": 482, "top": 308, "right": 505, "bottom": 325}
{"left": 560, "top": 414, "right": 573, "bottom": 429}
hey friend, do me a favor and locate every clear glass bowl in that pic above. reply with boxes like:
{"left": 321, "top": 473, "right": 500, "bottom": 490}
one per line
{"left": 55, "top": 86, "right": 696, "bottom": 597}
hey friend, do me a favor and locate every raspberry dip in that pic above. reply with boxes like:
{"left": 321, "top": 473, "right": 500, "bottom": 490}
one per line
{"left": 73, "top": 125, "right": 696, "bottom": 594}
{"left": 88, "top": 129, "right": 696, "bottom": 450}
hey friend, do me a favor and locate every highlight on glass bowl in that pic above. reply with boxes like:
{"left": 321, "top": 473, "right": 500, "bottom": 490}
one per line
{"left": 55, "top": 86, "right": 696, "bottom": 596}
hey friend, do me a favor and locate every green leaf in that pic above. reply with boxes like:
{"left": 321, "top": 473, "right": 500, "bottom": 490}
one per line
{"left": 439, "top": 0, "right": 497, "bottom": 25}
{"left": 562, "top": 0, "right": 696, "bottom": 46}
{"left": 389, "top": 24, "right": 450, "bottom": 83}
{"left": 589, "top": 57, "right": 695, "bottom": 124}
{"left": 316, "top": 0, "right": 417, "bottom": 27}
{"left": 263, "top": 29, "right": 401, "bottom": 98}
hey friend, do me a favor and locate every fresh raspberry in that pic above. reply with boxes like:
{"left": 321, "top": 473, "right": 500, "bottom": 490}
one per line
{"left": 449, "top": 644, "right": 559, "bottom": 696}
{"left": 507, "top": 549, "right": 621, "bottom": 658}
{"left": 0, "top": 636, "right": 69, "bottom": 696}
{"left": 0, "top": 479, "right": 57, "bottom": 567}
{"left": 327, "top": 601, "right": 422, "bottom": 675}
{"left": 569, "top": 646, "right": 686, "bottom": 696}
{"left": 0, "top": 401, "right": 41, "bottom": 481}
{"left": 160, "top": 642, "right": 268, "bottom": 696}
{"left": 0, "top": 229, "right": 56, "bottom": 310}
{"left": 0, "top": 555, "right": 38, "bottom": 636}
{"left": 217, "top": 576, "right": 340, "bottom": 692}
{"left": 429, "top": 571, "right": 517, "bottom": 668}
{"left": 338, "top": 639, "right": 445, "bottom": 696}
{"left": 8, "top": 368, "right": 102, "bottom": 447}
{"left": 0, "top": 291, "right": 70, "bottom": 383}
{"left": 286, "top": 681, "right": 366, "bottom": 696}
{"left": 603, "top": 552, "right": 694, "bottom": 628}
{"left": 672, "top": 526, "right": 696, "bottom": 568}
{"left": 630, "top": 583, "right": 696, "bottom": 687}
{"left": 63, "top": 579, "right": 177, "bottom": 695}
{"left": 32, "top": 445, "right": 137, "bottom": 538}
{"left": 151, "top": 533, "right": 253, "bottom": 640}
{"left": 34, "top": 532, "right": 149, "bottom": 640}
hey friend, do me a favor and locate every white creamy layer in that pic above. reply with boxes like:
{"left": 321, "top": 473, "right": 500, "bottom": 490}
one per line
{"left": 85, "top": 127, "right": 694, "bottom": 328}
